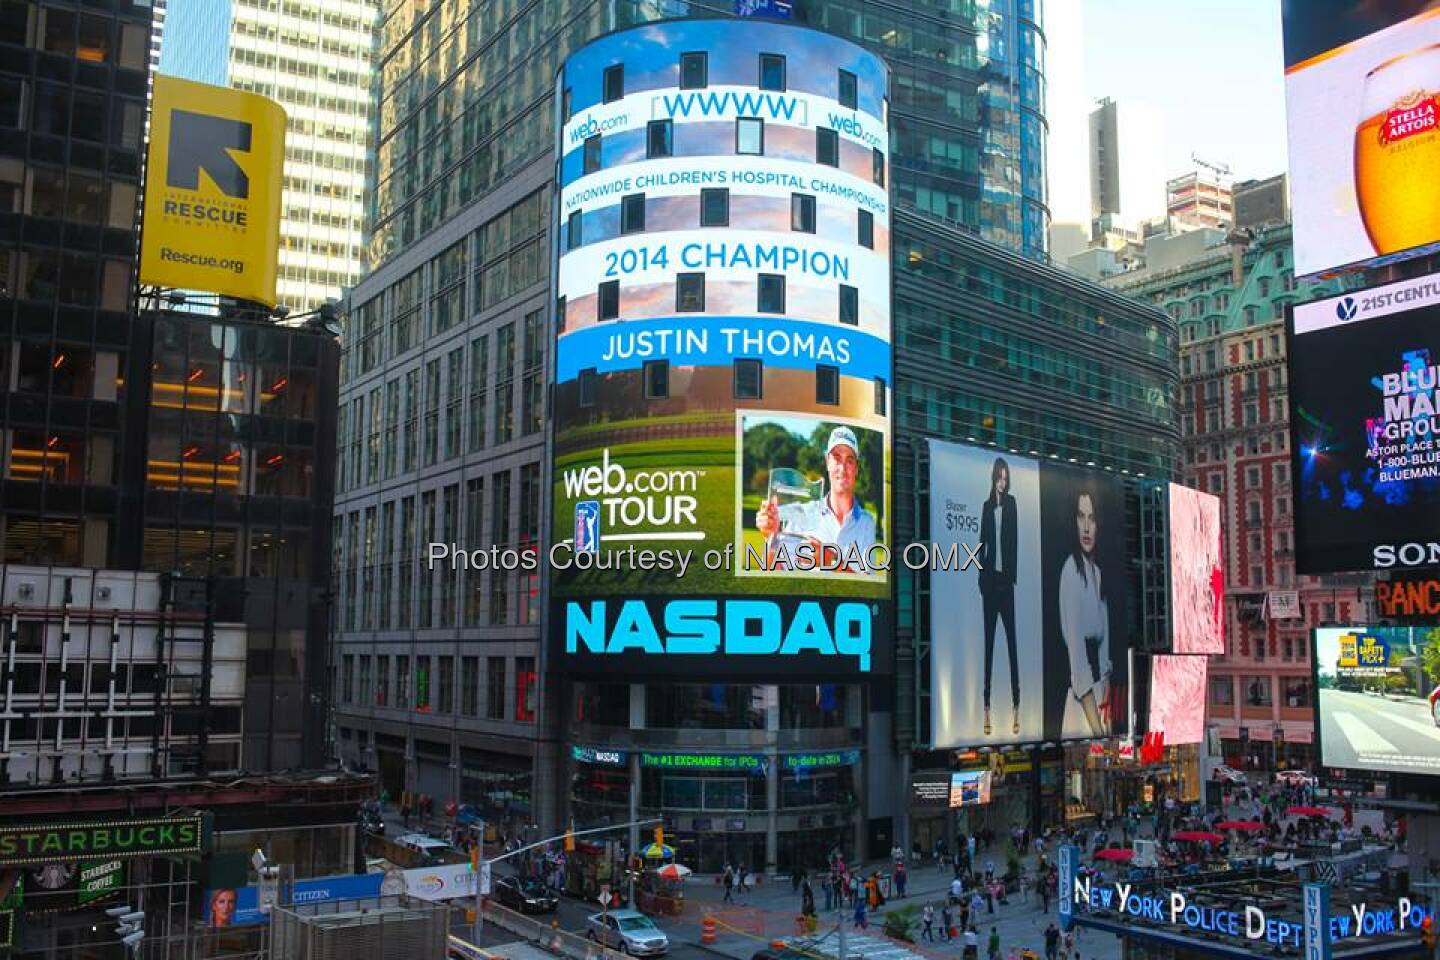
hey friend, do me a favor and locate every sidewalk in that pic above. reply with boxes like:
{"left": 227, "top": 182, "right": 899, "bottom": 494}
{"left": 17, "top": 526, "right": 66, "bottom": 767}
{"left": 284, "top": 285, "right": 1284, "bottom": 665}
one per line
{"left": 660, "top": 855, "right": 1122, "bottom": 960}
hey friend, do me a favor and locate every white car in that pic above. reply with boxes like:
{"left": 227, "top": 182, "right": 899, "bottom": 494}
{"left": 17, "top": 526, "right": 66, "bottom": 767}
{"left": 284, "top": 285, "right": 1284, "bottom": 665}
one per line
{"left": 1274, "top": 770, "right": 1317, "bottom": 788}
{"left": 586, "top": 910, "right": 669, "bottom": 956}
{"left": 393, "top": 834, "right": 454, "bottom": 864}
{"left": 1212, "top": 765, "right": 1247, "bottom": 784}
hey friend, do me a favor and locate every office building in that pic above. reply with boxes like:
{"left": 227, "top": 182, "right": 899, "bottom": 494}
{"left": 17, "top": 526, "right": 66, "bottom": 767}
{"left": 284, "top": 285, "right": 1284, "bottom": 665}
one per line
{"left": 1105, "top": 219, "right": 1364, "bottom": 773}
{"left": 334, "top": 0, "right": 1056, "bottom": 856}
{"left": 1088, "top": 97, "right": 1167, "bottom": 229}
{"left": 158, "top": 0, "right": 379, "bottom": 315}
{"left": 1167, "top": 169, "right": 1233, "bottom": 233}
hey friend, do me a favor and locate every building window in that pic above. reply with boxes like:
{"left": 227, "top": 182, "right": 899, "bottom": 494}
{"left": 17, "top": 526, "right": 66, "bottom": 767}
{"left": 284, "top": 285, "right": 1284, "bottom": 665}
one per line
{"left": 461, "top": 656, "right": 479, "bottom": 716}
{"left": 1209, "top": 677, "right": 1234, "bottom": 706}
{"left": 486, "top": 657, "right": 506, "bottom": 721}
{"left": 839, "top": 69, "right": 857, "bottom": 109}
{"left": 603, "top": 64, "right": 624, "bottom": 103}
{"left": 791, "top": 193, "right": 815, "bottom": 233}
{"left": 873, "top": 148, "right": 885, "bottom": 186}
{"left": 699, "top": 187, "right": 729, "bottom": 227}
{"left": 583, "top": 134, "right": 602, "bottom": 174}
{"left": 839, "top": 284, "right": 859, "bottom": 325}
{"left": 567, "top": 210, "right": 582, "bottom": 250}
{"left": 676, "top": 272, "right": 705, "bottom": 312}
{"left": 734, "top": 359, "right": 762, "bottom": 399}
{"left": 816, "top": 127, "right": 839, "bottom": 166}
{"left": 647, "top": 119, "right": 672, "bottom": 159}
{"left": 598, "top": 279, "right": 619, "bottom": 320}
{"left": 680, "top": 52, "right": 708, "bottom": 89}
{"left": 758, "top": 274, "right": 785, "bottom": 313}
{"left": 858, "top": 210, "right": 874, "bottom": 249}
{"left": 759, "top": 53, "right": 785, "bottom": 91}
{"left": 578, "top": 368, "right": 597, "bottom": 407}
{"left": 737, "top": 118, "right": 763, "bottom": 155}
{"left": 874, "top": 377, "right": 887, "bottom": 415}
{"left": 1244, "top": 676, "right": 1273, "bottom": 707}
{"left": 621, "top": 193, "right": 646, "bottom": 234}
{"left": 644, "top": 360, "right": 669, "bottom": 399}
{"left": 816, "top": 366, "right": 840, "bottom": 405}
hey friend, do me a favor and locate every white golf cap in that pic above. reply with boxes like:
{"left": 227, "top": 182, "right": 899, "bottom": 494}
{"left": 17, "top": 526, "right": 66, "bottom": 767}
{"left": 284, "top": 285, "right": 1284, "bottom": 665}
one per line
{"left": 826, "top": 426, "right": 859, "bottom": 457}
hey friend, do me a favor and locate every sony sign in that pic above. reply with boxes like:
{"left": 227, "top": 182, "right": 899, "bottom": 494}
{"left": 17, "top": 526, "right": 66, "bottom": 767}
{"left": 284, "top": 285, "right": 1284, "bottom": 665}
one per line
{"left": 1371, "top": 541, "right": 1440, "bottom": 569}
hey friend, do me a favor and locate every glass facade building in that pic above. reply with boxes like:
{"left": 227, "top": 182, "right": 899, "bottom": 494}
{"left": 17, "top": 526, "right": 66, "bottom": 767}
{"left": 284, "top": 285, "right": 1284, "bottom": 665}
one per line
{"left": 339, "top": 0, "right": 1053, "bottom": 861}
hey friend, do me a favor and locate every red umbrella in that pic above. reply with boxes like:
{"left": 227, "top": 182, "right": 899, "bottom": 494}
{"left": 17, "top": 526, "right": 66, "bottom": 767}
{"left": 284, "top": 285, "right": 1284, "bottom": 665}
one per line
{"left": 1287, "top": 806, "right": 1332, "bottom": 818}
{"left": 1215, "top": 821, "right": 1265, "bottom": 832}
{"left": 1172, "top": 831, "right": 1224, "bottom": 844}
{"left": 1093, "top": 848, "right": 1134, "bottom": 862}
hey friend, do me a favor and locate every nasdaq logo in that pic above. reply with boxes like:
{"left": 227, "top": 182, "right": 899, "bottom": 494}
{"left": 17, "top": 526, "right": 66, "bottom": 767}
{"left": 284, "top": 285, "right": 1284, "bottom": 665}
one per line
{"left": 564, "top": 599, "right": 872, "bottom": 671}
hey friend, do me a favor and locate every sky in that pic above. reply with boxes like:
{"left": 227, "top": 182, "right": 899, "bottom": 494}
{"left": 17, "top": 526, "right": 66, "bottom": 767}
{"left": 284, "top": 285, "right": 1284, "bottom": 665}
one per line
{"left": 1048, "top": 0, "right": 1290, "bottom": 229}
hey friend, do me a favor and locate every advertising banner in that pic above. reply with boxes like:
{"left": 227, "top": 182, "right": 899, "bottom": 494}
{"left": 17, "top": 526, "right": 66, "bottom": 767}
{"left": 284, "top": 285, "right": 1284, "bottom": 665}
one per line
{"left": 1167, "top": 483, "right": 1224, "bottom": 654}
{"left": 1147, "top": 655, "right": 1208, "bottom": 746}
{"left": 1283, "top": 2, "right": 1440, "bottom": 276}
{"left": 929, "top": 440, "right": 1130, "bottom": 747}
{"left": 1289, "top": 275, "right": 1440, "bottom": 573}
{"left": 140, "top": 76, "right": 287, "bottom": 306}
{"left": 1314, "top": 626, "right": 1440, "bottom": 775}
{"left": 550, "top": 21, "right": 891, "bottom": 680}
{"left": 949, "top": 770, "right": 992, "bottom": 807}
{"left": 1374, "top": 573, "right": 1440, "bottom": 619}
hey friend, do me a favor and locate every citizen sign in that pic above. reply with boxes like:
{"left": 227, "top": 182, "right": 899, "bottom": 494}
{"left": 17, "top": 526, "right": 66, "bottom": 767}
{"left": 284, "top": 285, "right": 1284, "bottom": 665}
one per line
{"left": 1372, "top": 541, "right": 1440, "bottom": 569}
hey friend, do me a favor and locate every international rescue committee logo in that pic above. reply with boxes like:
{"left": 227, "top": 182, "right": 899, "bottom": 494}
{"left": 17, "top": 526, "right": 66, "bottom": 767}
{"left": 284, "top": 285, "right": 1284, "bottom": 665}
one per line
{"left": 1380, "top": 89, "right": 1437, "bottom": 145}
{"left": 161, "top": 107, "right": 254, "bottom": 235}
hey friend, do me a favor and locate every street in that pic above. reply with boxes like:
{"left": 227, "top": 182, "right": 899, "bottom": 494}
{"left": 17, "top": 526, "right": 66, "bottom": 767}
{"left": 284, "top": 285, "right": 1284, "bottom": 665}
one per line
{"left": 1319, "top": 689, "right": 1440, "bottom": 774}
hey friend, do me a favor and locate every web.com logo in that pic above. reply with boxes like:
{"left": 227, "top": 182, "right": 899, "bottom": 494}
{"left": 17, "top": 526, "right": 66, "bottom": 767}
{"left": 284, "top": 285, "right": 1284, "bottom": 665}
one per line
{"left": 567, "top": 113, "right": 628, "bottom": 145}
{"left": 1336, "top": 296, "right": 1359, "bottom": 321}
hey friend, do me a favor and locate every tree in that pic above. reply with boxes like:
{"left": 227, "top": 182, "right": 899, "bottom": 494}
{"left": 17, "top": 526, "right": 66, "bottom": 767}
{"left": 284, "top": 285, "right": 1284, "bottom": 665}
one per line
{"left": 1421, "top": 629, "right": 1440, "bottom": 687}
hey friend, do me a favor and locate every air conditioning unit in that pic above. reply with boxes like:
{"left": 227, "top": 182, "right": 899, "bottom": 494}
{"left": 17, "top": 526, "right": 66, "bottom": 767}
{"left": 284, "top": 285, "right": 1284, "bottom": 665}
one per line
{"left": 97, "top": 586, "right": 112, "bottom": 601}
{"left": 16, "top": 583, "right": 34, "bottom": 601}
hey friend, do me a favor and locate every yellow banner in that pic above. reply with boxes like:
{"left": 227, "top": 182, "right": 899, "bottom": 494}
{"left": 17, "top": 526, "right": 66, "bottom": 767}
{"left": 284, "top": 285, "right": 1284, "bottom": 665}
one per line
{"left": 140, "top": 76, "right": 286, "bottom": 307}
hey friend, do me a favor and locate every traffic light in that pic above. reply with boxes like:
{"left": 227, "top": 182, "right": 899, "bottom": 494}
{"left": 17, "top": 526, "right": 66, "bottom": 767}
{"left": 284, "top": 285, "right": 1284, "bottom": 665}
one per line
{"left": 106, "top": 905, "right": 144, "bottom": 954}
{"left": 564, "top": 822, "right": 575, "bottom": 852}
{"left": 1422, "top": 915, "right": 1436, "bottom": 951}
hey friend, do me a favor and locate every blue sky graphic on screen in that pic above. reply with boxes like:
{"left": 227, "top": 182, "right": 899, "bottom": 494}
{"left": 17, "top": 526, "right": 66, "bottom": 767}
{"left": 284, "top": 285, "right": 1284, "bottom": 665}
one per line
{"left": 551, "top": 21, "right": 892, "bottom": 679}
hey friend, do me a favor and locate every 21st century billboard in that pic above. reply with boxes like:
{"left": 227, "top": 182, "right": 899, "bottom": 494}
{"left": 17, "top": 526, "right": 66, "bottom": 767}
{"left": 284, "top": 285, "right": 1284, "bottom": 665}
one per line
{"left": 1168, "top": 483, "right": 1224, "bottom": 654}
{"left": 1315, "top": 626, "right": 1440, "bottom": 775}
{"left": 929, "top": 440, "right": 1130, "bottom": 747}
{"left": 1283, "top": 2, "right": 1440, "bottom": 277}
{"left": 1289, "top": 274, "right": 1440, "bottom": 573}
{"left": 549, "top": 21, "right": 892, "bottom": 679}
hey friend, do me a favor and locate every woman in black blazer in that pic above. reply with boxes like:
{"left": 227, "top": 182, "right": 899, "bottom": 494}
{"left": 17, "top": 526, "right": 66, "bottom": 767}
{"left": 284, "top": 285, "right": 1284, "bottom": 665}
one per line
{"left": 978, "top": 457, "right": 1019, "bottom": 736}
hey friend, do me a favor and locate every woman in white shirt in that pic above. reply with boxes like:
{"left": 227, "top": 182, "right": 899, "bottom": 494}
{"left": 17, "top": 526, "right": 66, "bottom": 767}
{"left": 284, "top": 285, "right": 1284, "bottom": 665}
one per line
{"left": 1059, "top": 487, "right": 1110, "bottom": 736}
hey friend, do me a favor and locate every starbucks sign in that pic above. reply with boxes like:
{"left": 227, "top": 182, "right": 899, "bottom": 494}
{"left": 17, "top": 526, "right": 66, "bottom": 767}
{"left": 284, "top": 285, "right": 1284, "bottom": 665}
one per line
{"left": 0, "top": 816, "right": 207, "bottom": 867}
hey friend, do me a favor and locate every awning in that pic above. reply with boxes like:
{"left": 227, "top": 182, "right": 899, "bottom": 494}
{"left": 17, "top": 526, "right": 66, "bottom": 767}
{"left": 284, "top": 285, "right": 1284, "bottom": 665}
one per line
{"left": 1215, "top": 726, "right": 1240, "bottom": 740}
{"left": 1247, "top": 727, "right": 1274, "bottom": 742}
{"left": 1283, "top": 727, "right": 1313, "bottom": 744}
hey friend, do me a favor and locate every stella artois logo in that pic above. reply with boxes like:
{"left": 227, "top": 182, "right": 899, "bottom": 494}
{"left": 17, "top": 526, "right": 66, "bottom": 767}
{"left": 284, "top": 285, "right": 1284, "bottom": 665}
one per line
{"left": 1381, "top": 89, "right": 1437, "bottom": 144}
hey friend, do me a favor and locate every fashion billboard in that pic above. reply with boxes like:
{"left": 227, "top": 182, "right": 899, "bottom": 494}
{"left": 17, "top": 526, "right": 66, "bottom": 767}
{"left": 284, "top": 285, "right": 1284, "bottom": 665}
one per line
{"left": 1289, "top": 274, "right": 1440, "bottom": 574}
{"left": 1283, "top": 2, "right": 1440, "bottom": 276}
{"left": 1314, "top": 626, "right": 1440, "bottom": 775}
{"left": 140, "top": 76, "right": 287, "bottom": 306}
{"left": 929, "top": 440, "right": 1129, "bottom": 748}
{"left": 1147, "top": 655, "right": 1208, "bottom": 746}
{"left": 1168, "top": 483, "right": 1224, "bottom": 654}
{"left": 550, "top": 21, "right": 891, "bottom": 679}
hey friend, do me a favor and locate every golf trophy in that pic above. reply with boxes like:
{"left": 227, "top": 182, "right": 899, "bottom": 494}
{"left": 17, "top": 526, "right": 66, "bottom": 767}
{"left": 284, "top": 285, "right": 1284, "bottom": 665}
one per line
{"left": 766, "top": 467, "right": 823, "bottom": 549}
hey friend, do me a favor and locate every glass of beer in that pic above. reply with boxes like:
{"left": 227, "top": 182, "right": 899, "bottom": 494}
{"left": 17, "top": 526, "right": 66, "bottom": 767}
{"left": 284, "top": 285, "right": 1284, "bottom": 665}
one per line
{"left": 1355, "top": 44, "right": 1440, "bottom": 256}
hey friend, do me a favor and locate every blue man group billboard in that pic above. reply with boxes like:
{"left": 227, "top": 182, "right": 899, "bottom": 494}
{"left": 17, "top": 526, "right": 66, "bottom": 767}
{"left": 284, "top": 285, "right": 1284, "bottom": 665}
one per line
{"left": 550, "top": 21, "right": 892, "bottom": 679}
{"left": 1289, "top": 274, "right": 1440, "bottom": 573}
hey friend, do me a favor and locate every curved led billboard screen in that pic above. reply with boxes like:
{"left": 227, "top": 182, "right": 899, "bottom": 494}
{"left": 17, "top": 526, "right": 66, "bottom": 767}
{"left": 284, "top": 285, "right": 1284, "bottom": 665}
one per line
{"left": 550, "top": 21, "right": 892, "bottom": 679}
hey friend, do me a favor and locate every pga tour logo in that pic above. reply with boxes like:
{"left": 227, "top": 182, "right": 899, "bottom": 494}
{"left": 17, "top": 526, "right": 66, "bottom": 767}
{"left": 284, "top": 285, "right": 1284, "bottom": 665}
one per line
{"left": 574, "top": 500, "right": 600, "bottom": 553}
